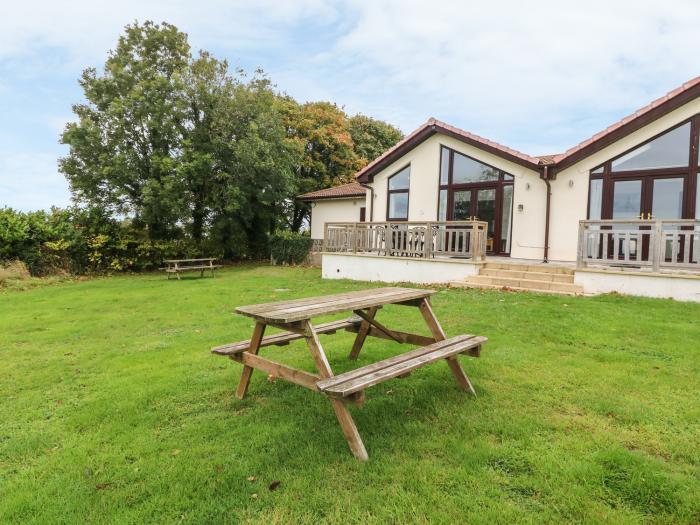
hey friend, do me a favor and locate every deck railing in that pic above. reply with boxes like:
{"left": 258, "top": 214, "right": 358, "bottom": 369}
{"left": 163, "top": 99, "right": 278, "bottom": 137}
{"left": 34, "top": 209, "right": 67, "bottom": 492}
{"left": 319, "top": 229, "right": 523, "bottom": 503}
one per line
{"left": 577, "top": 219, "right": 700, "bottom": 272}
{"left": 323, "top": 221, "right": 488, "bottom": 260}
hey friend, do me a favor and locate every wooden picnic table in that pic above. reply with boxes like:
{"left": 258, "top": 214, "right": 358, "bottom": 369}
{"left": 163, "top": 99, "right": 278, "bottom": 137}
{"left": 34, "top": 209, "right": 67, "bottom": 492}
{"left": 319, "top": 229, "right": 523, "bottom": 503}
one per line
{"left": 163, "top": 258, "right": 222, "bottom": 279}
{"left": 211, "top": 287, "right": 486, "bottom": 460}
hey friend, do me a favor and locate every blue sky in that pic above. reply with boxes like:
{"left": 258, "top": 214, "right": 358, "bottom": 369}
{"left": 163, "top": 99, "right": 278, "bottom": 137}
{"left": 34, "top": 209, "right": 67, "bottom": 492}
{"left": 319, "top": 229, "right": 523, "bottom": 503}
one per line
{"left": 2, "top": 0, "right": 700, "bottom": 211}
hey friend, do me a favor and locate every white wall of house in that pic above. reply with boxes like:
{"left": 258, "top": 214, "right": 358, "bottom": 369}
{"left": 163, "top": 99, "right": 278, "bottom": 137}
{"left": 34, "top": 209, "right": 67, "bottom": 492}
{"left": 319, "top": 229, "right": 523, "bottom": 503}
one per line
{"left": 309, "top": 197, "right": 365, "bottom": 239}
{"left": 366, "top": 133, "right": 545, "bottom": 260}
{"left": 548, "top": 97, "right": 700, "bottom": 262}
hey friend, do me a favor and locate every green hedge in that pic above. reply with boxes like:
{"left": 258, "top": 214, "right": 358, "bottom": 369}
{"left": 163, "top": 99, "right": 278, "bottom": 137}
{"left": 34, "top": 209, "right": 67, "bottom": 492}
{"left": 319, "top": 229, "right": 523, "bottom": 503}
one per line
{"left": 269, "top": 231, "right": 313, "bottom": 265}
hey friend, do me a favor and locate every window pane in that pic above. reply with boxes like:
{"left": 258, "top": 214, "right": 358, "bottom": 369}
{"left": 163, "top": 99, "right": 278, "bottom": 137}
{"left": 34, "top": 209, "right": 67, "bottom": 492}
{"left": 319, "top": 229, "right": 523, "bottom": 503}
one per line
{"left": 453, "top": 190, "right": 471, "bottom": 220}
{"left": 589, "top": 179, "right": 603, "bottom": 219}
{"left": 389, "top": 166, "right": 410, "bottom": 190}
{"left": 591, "top": 165, "right": 604, "bottom": 174}
{"left": 440, "top": 149, "right": 449, "bottom": 185}
{"left": 388, "top": 192, "right": 408, "bottom": 219}
{"left": 438, "top": 189, "right": 447, "bottom": 220}
{"left": 501, "top": 185, "right": 513, "bottom": 253}
{"left": 452, "top": 151, "right": 499, "bottom": 183}
{"left": 697, "top": 173, "right": 700, "bottom": 218}
{"left": 611, "top": 122, "right": 690, "bottom": 171}
{"left": 652, "top": 178, "right": 684, "bottom": 219}
{"left": 612, "top": 180, "right": 642, "bottom": 219}
{"left": 503, "top": 173, "right": 514, "bottom": 181}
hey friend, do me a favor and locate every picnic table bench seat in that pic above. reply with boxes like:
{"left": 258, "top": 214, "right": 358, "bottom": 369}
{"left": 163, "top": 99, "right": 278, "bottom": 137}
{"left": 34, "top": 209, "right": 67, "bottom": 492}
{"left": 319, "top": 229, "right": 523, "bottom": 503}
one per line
{"left": 316, "top": 334, "right": 486, "bottom": 397}
{"left": 212, "top": 318, "right": 362, "bottom": 356}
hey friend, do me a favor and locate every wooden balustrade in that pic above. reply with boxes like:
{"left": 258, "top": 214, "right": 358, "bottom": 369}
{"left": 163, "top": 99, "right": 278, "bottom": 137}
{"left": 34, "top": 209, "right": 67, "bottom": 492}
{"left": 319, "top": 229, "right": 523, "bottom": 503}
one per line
{"left": 577, "top": 219, "right": 700, "bottom": 272}
{"left": 323, "top": 221, "right": 488, "bottom": 261}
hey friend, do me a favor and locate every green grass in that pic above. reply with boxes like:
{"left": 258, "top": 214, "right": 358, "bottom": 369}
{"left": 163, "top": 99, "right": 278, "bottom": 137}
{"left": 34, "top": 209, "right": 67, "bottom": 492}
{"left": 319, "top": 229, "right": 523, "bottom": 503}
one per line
{"left": 1, "top": 265, "right": 699, "bottom": 524}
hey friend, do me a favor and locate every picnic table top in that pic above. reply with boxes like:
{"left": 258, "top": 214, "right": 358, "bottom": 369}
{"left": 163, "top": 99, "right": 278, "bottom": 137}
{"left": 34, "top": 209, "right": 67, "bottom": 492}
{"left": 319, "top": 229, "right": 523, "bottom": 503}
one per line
{"left": 164, "top": 258, "right": 217, "bottom": 263}
{"left": 235, "top": 286, "right": 435, "bottom": 323}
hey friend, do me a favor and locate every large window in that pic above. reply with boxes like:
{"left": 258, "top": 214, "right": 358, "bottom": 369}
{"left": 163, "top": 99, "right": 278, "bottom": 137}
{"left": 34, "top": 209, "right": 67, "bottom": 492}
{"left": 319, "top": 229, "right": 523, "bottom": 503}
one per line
{"left": 438, "top": 146, "right": 514, "bottom": 254}
{"left": 588, "top": 115, "right": 700, "bottom": 221}
{"left": 387, "top": 165, "right": 410, "bottom": 220}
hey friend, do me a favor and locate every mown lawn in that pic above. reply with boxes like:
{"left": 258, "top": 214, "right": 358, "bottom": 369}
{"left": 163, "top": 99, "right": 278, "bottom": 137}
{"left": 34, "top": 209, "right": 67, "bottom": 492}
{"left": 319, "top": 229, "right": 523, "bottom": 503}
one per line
{"left": 1, "top": 265, "right": 699, "bottom": 524}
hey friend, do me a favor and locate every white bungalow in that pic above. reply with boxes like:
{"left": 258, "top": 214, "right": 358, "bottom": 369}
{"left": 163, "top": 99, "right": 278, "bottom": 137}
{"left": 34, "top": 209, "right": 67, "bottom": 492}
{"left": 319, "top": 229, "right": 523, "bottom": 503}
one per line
{"left": 299, "top": 76, "right": 700, "bottom": 302}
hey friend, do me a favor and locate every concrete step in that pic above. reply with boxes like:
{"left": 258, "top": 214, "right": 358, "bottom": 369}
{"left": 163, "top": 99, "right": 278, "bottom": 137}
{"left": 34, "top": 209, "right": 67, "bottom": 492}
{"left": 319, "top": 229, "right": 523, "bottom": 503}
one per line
{"left": 483, "top": 262, "right": 574, "bottom": 275}
{"left": 480, "top": 268, "right": 575, "bottom": 283}
{"left": 450, "top": 280, "right": 583, "bottom": 296}
{"left": 464, "top": 275, "right": 584, "bottom": 294}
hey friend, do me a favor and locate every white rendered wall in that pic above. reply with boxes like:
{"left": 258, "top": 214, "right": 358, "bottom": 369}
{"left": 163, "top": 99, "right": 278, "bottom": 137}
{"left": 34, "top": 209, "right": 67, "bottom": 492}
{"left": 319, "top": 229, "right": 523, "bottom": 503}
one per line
{"left": 322, "top": 253, "right": 480, "bottom": 284}
{"left": 575, "top": 269, "right": 700, "bottom": 303}
{"left": 309, "top": 197, "right": 365, "bottom": 239}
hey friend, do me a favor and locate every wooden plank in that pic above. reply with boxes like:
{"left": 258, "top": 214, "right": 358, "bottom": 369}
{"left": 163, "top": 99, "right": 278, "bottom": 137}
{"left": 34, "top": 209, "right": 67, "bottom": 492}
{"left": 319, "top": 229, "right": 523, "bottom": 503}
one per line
{"left": 319, "top": 336, "right": 487, "bottom": 396}
{"left": 231, "top": 352, "right": 320, "bottom": 391}
{"left": 345, "top": 324, "right": 436, "bottom": 346}
{"left": 237, "top": 287, "right": 435, "bottom": 323}
{"left": 303, "top": 320, "right": 368, "bottom": 461}
{"left": 239, "top": 287, "right": 403, "bottom": 314}
{"left": 212, "top": 318, "right": 361, "bottom": 355}
{"left": 235, "top": 322, "right": 266, "bottom": 400}
{"left": 317, "top": 334, "right": 480, "bottom": 390}
{"left": 349, "top": 306, "right": 377, "bottom": 360}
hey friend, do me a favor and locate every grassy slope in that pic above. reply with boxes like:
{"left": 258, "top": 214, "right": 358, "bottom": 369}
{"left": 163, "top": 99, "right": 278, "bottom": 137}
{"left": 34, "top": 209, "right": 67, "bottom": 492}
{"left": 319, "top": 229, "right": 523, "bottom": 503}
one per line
{"left": 0, "top": 265, "right": 698, "bottom": 524}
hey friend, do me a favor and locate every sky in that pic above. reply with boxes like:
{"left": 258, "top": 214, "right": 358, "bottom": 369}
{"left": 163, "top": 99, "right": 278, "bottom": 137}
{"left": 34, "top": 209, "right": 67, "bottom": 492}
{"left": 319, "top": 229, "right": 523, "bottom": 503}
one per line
{"left": 2, "top": 0, "right": 700, "bottom": 211}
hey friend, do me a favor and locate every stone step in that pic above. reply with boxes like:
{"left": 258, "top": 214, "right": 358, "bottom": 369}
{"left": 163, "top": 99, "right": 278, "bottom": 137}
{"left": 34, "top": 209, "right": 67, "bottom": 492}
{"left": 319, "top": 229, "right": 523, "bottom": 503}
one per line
{"left": 450, "top": 280, "right": 583, "bottom": 296}
{"left": 465, "top": 275, "right": 584, "bottom": 294}
{"left": 480, "top": 268, "right": 575, "bottom": 283}
{"left": 483, "top": 262, "right": 574, "bottom": 275}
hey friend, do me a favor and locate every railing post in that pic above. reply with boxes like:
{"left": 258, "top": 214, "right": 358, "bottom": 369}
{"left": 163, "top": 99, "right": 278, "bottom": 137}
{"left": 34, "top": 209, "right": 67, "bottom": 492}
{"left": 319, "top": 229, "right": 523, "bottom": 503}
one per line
{"left": 577, "top": 221, "right": 586, "bottom": 268}
{"left": 323, "top": 223, "right": 329, "bottom": 252}
{"left": 352, "top": 223, "right": 358, "bottom": 253}
{"left": 652, "top": 220, "right": 663, "bottom": 272}
{"left": 424, "top": 222, "right": 432, "bottom": 259}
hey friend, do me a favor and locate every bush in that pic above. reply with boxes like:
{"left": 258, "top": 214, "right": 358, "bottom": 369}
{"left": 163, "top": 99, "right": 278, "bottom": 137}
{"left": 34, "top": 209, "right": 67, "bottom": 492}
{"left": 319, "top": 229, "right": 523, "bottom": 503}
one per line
{"left": 269, "top": 231, "right": 313, "bottom": 265}
{"left": 0, "top": 260, "right": 31, "bottom": 284}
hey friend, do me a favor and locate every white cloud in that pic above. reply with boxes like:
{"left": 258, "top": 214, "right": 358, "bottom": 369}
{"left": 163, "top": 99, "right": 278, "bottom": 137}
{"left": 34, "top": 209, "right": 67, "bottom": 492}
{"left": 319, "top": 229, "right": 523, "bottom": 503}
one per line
{"left": 0, "top": 151, "right": 71, "bottom": 211}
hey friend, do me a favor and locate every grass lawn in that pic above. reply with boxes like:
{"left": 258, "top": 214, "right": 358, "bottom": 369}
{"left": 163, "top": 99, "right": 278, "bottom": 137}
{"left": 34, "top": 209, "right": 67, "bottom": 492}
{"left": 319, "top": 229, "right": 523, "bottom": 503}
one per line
{"left": 1, "top": 265, "right": 699, "bottom": 524}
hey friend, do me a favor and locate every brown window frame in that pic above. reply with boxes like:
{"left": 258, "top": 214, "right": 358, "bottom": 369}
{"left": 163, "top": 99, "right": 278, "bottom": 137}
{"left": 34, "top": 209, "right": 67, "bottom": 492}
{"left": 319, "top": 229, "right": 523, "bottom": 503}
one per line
{"left": 587, "top": 114, "right": 700, "bottom": 220}
{"left": 386, "top": 164, "right": 410, "bottom": 221}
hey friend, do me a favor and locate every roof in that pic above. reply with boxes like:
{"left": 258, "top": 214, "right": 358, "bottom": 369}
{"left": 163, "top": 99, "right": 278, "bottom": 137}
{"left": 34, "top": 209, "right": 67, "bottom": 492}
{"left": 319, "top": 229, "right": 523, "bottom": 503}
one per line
{"left": 297, "top": 182, "right": 366, "bottom": 201}
{"left": 353, "top": 75, "right": 700, "bottom": 181}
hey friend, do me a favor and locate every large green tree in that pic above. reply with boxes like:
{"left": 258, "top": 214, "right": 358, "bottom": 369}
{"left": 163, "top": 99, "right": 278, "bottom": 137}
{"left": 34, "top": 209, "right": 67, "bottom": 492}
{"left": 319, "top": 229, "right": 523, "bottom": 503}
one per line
{"left": 60, "top": 21, "right": 190, "bottom": 240}
{"left": 348, "top": 114, "right": 403, "bottom": 164}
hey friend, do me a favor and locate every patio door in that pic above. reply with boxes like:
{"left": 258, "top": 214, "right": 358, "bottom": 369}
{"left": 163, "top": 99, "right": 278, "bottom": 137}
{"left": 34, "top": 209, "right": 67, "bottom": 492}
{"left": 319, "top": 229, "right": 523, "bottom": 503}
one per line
{"left": 450, "top": 186, "right": 501, "bottom": 254}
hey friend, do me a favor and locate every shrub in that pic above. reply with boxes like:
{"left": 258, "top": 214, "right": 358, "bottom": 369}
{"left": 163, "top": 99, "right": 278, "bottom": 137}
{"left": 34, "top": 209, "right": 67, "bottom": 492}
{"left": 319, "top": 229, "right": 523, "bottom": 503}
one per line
{"left": 269, "top": 231, "right": 313, "bottom": 265}
{"left": 0, "top": 260, "right": 31, "bottom": 285}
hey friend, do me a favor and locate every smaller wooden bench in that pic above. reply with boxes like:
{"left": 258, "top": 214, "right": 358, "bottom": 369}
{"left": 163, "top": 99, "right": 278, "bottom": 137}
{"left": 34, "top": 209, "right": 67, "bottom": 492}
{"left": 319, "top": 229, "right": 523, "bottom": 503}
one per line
{"left": 316, "top": 334, "right": 486, "bottom": 397}
{"left": 163, "top": 258, "right": 222, "bottom": 279}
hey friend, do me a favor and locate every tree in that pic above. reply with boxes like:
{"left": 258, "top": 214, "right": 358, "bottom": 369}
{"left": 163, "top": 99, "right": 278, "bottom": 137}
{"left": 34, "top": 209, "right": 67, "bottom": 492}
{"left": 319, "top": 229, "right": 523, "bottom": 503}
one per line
{"left": 60, "top": 21, "right": 190, "bottom": 241}
{"left": 348, "top": 114, "right": 403, "bottom": 165}
{"left": 282, "top": 101, "right": 363, "bottom": 232}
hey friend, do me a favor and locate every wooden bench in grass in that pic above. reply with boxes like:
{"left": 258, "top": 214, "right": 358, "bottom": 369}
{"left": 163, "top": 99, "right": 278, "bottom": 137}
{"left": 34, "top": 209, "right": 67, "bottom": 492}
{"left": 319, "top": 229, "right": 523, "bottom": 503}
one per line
{"left": 210, "top": 287, "right": 487, "bottom": 461}
{"left": 163, "top": 258, "right": 222, "bottom": 279}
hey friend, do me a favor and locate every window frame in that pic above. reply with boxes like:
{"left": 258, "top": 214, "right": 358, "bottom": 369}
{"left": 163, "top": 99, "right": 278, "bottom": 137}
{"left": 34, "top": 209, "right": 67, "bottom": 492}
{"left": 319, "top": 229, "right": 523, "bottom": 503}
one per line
{"left": 386, "top": 164, "right": 411, "bottom": 221}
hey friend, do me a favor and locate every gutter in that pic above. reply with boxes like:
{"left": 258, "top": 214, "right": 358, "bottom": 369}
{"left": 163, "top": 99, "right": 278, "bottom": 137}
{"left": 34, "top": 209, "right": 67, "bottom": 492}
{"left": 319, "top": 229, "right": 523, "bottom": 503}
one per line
{"left": 540, "top": 165, "right": 552, "bottom": 263}
{"left": 359, "top": 182, "right": 374, "bottom": 221}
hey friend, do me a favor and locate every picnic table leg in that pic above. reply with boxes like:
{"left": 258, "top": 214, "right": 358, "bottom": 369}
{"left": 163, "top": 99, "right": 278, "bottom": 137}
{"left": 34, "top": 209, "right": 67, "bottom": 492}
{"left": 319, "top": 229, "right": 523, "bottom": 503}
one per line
{"left": 348, "top": 306, "right": 378, "bottom": 360}
{"left": 418, "top": 298, "right": 476, "bottom": 396}
{"left": 235, "top": 322, "right": 267, "bottom": 399}
{"left": 304, "top": 320, "right": 368, "bottom": 461}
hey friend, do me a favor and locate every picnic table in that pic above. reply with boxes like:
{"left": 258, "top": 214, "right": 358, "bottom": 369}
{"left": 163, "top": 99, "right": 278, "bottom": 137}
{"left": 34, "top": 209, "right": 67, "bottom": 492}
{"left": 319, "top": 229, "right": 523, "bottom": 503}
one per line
{"left": 211, "top": 287, "right": 486, "bottom": 460}
{"left": 163, "top": 258, "right": 221, "bottom": 279}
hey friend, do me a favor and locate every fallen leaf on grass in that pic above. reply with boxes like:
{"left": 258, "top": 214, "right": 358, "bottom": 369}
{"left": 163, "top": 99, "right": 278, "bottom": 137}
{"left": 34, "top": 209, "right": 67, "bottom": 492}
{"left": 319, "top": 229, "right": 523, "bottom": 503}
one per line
{"left": 251, "top": 493, "right": 258, "bottom": 499}
{"left": 171, "top": 449, "right": 181, "bottom": 456}
{"left": 214, "top": 465, "right": 223, "bottom": 473}
{"left": 246, "top": 476, "right": 256, "bottom": 481}
{"left": 269, "top": 480, "right": 281, "bottom": 491}
{"left": 95, "top": 483, "right": 112, "bottom": 490}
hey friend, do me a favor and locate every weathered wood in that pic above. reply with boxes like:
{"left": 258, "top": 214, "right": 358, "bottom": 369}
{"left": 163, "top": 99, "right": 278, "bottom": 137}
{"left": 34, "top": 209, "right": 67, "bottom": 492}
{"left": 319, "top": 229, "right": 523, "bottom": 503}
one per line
{"left": 235, "top": 321, "right": 266, "bottom": 400}
{"left": 231, "top": 352, "right": 320, "bottom": 391}
{"left": 349, "top": 306, "right": 377, "bottom": 360}
{"left": 317, "top": 335, "right": 487, "bottom": 397}
{"left": 344, "top": 324, "right": 436, "bottom": 346}
{"left": 212, "top": 318, "right": 361, "bottom": 355}
{"left": 303, "top": 320, "right": 368, "bottom": 461}
{"left": 236, "top": 287, "right": 435, "bottom": 323}
{"left": 317, "top": 334, "right": 481, "bottom": 390}
{"left": 418, "top": 297, "right": 476, "bottom": 396}
{"left": 353, "top": 309, "right": 402, "bottom": 343}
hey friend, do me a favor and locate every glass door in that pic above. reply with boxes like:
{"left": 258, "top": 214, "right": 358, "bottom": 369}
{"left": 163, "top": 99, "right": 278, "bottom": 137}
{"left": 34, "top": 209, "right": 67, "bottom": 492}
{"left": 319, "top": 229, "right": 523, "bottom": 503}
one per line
{"left": 476, "top": 189, "right": 497, "bottom": 253}
{"left": 649, "top": 176, "right": 684, "bottom": 261}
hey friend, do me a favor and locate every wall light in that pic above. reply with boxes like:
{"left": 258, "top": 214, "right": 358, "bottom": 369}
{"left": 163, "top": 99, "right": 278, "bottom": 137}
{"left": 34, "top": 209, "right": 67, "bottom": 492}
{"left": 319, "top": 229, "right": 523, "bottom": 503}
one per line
{"left": 568, "top": 180, "right": 574, "bottom": 188}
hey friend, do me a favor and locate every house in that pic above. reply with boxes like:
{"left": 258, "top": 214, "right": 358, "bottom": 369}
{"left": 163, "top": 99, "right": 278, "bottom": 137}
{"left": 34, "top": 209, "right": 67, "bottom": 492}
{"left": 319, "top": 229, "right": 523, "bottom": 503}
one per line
{"left": 299, "top": 76, "right": 700, "bottom": 302}
{"left": 297, "top": 182, "right": 367, "bottom": 242}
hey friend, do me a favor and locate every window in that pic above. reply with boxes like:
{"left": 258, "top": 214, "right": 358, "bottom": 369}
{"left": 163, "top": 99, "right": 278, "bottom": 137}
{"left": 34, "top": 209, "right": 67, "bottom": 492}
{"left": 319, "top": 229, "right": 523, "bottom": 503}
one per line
{"left": 591, "top": 165, "right": 604, "bottom": 174}
{"left": 452, "top": 151, "right": 499, "bottom": 183}
{"left": 387, "top": 165, "right": 410, "bottom": 220}
{"left": 696, "top": 173, "right": 700, "bottom": 218}
{"left": 588, "top": 179, "right": 603, "bottom": 219}
{"left": 611, "top": 122, "right": 690, "bottom": 171}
